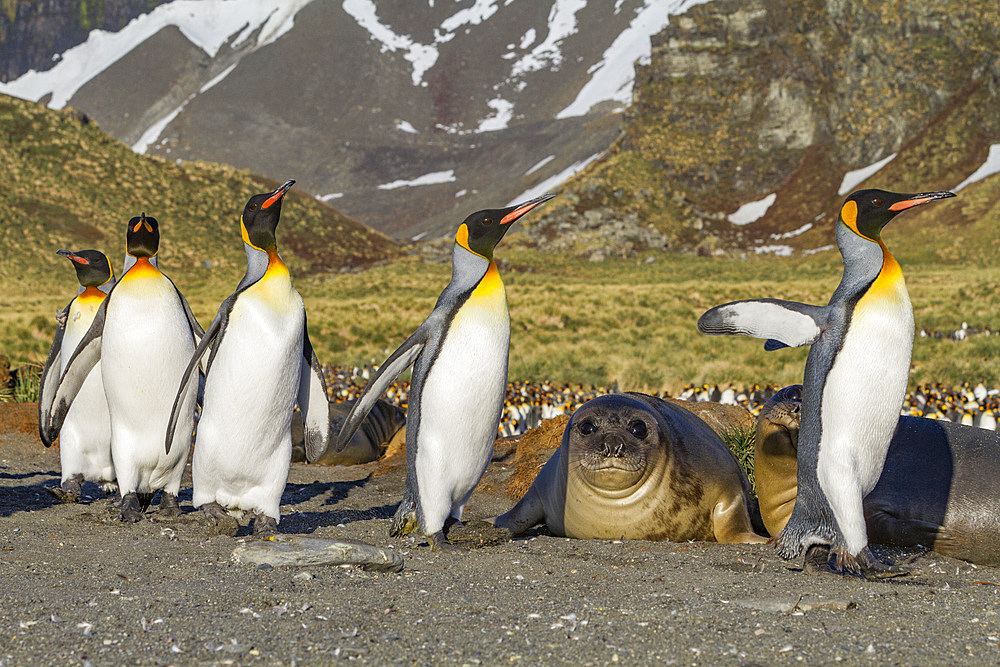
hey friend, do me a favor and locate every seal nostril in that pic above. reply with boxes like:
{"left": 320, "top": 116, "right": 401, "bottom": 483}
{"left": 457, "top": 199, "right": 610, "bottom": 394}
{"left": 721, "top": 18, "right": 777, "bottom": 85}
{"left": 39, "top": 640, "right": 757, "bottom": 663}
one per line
{"left": 614, "top": 442, "right": 624, "bottom": 457}
{"left": 601, "top": 442, "right": 611, "bottom": 457}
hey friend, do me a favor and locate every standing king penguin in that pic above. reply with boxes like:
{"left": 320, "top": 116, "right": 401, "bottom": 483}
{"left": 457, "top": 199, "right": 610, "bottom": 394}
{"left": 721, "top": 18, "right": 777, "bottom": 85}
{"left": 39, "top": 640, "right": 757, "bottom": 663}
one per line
{"left": 38, "top": 249, "right": 117, "bottom": 502}
{"left": 44, "top": 213, "right": 204, "bottom": 522}
{"left": 165, "top": 180, "right": 330, "bottom": 536}
{"left": 336, "top": 194, "right": 555, "bottom": 551}
{"left": 698, "top": 188, "right": 954, "bottom": 575}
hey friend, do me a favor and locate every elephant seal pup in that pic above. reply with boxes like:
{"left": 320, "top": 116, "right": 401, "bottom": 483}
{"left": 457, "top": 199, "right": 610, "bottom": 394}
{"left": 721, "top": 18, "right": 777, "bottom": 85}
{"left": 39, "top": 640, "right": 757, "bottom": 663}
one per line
{"left": 495, "top": 393, "right": 767, "bottom": 543}
{"left": 291, "top": 399, "right": 405, "bottom": 466}
{"left": 757, "top": 385, "right": 1000, "bottom": 566}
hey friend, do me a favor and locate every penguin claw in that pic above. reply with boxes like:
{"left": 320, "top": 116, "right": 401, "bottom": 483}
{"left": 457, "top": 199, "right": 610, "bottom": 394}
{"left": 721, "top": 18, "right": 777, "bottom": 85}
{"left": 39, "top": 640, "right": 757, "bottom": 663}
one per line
{"left": 806, "top": 544, "right": 909, "bottom": 579}
{"left": 158, "top": 493, "right": 180, "bottom": 518}
{"left": 427, "top": 531, "right": 468, "bottom": 554}
{"left": 252, "top": 512, "right": 278, "bottom": 539}
{"left": 119, "top": 493, "right": 145, "bottom": 523}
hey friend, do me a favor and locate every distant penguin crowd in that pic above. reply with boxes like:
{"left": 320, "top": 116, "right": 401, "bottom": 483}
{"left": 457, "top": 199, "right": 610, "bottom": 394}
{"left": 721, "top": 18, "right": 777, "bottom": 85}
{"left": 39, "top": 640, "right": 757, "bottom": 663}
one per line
{"left": 35, "top": 182, "right": 999, "bottom": 574}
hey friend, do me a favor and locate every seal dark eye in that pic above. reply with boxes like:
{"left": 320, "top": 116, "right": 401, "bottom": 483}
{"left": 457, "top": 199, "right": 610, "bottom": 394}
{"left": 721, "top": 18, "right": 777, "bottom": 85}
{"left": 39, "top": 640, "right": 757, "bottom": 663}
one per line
{"left": 482, "top": 217, "right": 493, "bottom": 226}
{"left": 871, "top": 198, "right": 883, "bottom": 207}
{"left": 249, "top": 203, "right": 257, "bottom": 211}
{"left": 578, "top": 419, "right": 596, "bottom": 436}
{"left": 628, "top": 420, "right": 647, "bottom": 439}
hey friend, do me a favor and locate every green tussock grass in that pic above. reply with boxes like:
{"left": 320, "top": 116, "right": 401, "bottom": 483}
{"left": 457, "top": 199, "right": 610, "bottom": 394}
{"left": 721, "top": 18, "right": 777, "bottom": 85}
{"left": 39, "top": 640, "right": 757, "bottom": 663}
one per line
{"left": 5, "top": 245, "right": 998, "bottom": 397}
{"left": 720, "top": 425, "right": 757, "bottom": 491}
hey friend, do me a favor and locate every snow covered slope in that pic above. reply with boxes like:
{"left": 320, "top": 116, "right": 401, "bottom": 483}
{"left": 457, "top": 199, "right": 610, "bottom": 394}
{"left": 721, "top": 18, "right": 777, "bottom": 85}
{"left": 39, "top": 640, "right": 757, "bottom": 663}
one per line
{"left": 0, "top": 0, "right": 708, "bottom": 239}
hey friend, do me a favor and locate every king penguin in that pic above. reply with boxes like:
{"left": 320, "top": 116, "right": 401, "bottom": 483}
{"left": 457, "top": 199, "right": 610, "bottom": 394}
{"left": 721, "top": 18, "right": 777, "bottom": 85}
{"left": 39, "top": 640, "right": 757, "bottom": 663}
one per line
{"left": 336, "top": 194, "right": 555, "bottom": 551}
{"left": 38, "top": 249, "right": 117, "bottom": 502}
{"left": 698, "top": 188, "right": 954, "bottom": 576}
{"left": 164, "top": 180, "right": 330, "bottom": 536}
{"left": 45, "top": 213, "right": 205, "bottom": 522}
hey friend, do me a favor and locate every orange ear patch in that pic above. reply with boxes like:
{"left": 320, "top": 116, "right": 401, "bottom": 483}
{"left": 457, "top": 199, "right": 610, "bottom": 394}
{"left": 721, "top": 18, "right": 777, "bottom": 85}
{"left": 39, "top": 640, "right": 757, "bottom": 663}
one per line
{"left": 840, "top": 200, "right": 859, "bottom": 235}
{"left": 455, "top": 223, "right": 472, "bottom": 252}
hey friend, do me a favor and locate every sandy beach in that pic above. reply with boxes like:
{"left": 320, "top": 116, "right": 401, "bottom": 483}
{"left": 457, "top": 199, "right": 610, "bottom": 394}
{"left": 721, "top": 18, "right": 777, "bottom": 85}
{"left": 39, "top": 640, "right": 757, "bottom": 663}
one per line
{"left": 3, "top": 423, "right": 1000, "bottom": 666}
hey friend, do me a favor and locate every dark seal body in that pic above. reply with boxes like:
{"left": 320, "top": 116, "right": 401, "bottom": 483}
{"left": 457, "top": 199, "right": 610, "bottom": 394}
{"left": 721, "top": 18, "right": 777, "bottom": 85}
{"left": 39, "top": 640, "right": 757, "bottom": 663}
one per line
{"left": 757, "top": 385, "right": 1000, "bottom": 565}
{"left": 496, "top": 393, "right": 766, "bottom": 543}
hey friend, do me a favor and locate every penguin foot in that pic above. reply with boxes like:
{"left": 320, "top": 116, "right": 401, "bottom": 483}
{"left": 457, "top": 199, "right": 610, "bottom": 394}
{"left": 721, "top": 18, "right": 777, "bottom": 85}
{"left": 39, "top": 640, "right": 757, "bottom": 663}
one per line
{"left": 804, "top": 544, "right": 909, "bottom": 579}
{"left": 100, "top": 481, "right": 119, "bottom": 496}
{"left": 136, "top": 492, "right": 155, "bottom": 512}
{"left": 389, "top": 507, "right": 419, "bottom": 538}
{"left": 48, "top": 474, "right": 84, "bottom": 504}
{"left": 119, "top": 493, "right": 145, "bottom": 523}
{"left": 833, "top": 546, "right": 909, "bottom": 579}
{"left": 427, "top": 531, "right": 468, "bottom": 554}
{"left": 201, "top": 502, "right": 239, "bottom": 537}
{"left": 252, "top": 512, "right": 278, "bottom": 539}
{"left": 158, "top": 493, "right": 180, "bottom": 518}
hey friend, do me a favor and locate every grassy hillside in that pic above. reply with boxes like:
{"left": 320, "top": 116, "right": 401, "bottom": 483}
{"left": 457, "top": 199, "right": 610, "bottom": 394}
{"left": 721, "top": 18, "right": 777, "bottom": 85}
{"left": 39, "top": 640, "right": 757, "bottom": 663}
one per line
{"left": 0, "top": 94, "right": 401, "bottom": 286}
{"left": 7, "top": 220, "right": 998, "bottom": 393}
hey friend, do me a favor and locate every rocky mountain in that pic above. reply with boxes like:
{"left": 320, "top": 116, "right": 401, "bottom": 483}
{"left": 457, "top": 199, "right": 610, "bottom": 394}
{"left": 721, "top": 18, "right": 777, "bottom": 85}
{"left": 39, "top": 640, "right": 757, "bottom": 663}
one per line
{"left": 0, "top": 0, "right": 705, "bottom": 240}
{"left": 0, "top": 94, "right": 399, "bottom": 284}
{"left": 521, "top": 0, "right": 1000, "bottom": 260}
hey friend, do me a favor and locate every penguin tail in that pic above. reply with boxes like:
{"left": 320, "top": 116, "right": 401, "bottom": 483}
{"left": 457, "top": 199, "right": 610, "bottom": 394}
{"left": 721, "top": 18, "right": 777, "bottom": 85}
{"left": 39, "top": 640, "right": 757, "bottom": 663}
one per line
{"left": 389, "top": 499, "right": 419, "bottom": 537}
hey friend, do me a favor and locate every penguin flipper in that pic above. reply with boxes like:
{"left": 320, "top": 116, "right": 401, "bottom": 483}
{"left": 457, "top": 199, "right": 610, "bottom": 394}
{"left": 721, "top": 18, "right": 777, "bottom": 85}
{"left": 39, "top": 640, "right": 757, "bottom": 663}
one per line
{"left": 165, "top": 276, "right": 205, "bottom": 343}
{"left": 164, "top": 315, "right": 222, "bottom": 454}
{"left": 335, "top": 329, "right": 427, "bottom": 453}
{"left": 37, "top": 298, "right": 73, "bottom": 447}
{"left": 45, "top": 300, "right": 107, "bottom": 445}
{"left": 298, "top": 318, "right": 331, "bottom": 463}
{"left": 697, "top": 299, "right": 825, "bottom": 348}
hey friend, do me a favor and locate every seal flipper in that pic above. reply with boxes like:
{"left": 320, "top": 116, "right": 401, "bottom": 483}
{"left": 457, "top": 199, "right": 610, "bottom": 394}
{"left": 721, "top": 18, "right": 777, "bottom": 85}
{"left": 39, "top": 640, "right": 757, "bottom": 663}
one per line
{"left": 45, "top": 300, "right": 107, "bottom": 444}
{"left": 38, "top": 299, "right": 73, "bottom": 446}
{"left": 165, "top": 314, "right": 222, "bottom": 454}
{"left": 297, "top": 318, "right": 331, "bottom": 462}
{"left": 697, "top": 299, "right": 827, "bottom": 349}
{"left": 864, "top": 505, "right": 953, "bottom": 551}
{"left": 494, "top": 484, "right": 546, "bottom": 537}
{"left": 335, "top": 327, "right": 427, "bottom": 453}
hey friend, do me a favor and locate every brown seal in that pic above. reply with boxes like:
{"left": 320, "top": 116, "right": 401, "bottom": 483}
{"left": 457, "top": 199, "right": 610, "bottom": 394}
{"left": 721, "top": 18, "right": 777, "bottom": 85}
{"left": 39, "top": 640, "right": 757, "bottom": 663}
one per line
{"left": 756, "top": 384, "right": 1000, "bottom": 565}
{"left": 495, "top": 393, "right": 767, "bottom": 543}
{"left": 291, "top": 399, "right": 405, "bottom": 466}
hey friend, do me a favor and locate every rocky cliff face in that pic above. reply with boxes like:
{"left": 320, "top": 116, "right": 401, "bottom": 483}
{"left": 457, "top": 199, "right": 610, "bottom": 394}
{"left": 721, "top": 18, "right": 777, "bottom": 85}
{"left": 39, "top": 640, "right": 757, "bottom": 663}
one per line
{"left": 0, "top": 0, "right": 168, "bottom": 82}
{"left": 520, "top": 0, "right": 1000, "bottom": 259}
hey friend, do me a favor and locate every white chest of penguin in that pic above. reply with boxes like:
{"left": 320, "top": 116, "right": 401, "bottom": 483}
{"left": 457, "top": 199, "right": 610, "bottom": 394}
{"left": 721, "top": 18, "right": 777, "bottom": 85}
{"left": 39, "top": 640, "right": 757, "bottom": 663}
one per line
{"left": 418, "top": 280, "right": 510, "bottom": 481}
{"left": 820, "top": 273, "right": 913, "bottom": 492}
{"left": 207, "top": 267, "right": 304, "bottom": 414}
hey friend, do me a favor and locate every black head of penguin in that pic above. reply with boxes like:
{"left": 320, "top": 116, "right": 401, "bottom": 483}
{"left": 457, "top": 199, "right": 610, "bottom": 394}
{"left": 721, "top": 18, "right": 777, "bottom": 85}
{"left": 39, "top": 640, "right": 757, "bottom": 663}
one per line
{"left": 125, "top": 212, "right": 159, "bottom": 258}
{"left": 840, "top": 188, "right": 955, "bottom": 242}
{"left": 241, "top": 179, "right": 294, "bottom": 252}
{"left": 56, "top": 249, "right": 114, "bottom": 287}
{"left": 455, "top": 193, "right": 555, "bottom": 259}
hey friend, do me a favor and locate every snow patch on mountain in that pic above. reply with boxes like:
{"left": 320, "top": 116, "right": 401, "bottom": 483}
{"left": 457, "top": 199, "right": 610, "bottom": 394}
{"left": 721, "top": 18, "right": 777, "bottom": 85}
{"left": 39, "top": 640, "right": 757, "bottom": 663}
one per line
{"left": 954, "top": 144, "right": 1000, "bottom": 192}
{"left": 557, "top": 0, "right": 710, "bottom": 119}
{"left": 377, "top": 170, "right": 457, "bottom": 190}
{"left": 509, "top": 152, "right": 603, "bottom": 205}
{"left": 0, "top": 0, "right": 313, "bottom": 109}
{"left": 838, "top": 152, "right": 897, "bottom": 195}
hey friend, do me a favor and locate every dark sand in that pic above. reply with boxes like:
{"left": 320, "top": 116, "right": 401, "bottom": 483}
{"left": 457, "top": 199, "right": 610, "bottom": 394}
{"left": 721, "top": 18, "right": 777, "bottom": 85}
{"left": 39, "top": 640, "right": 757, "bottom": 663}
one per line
{"left": 3, "top": 430, "right": 1000, "bottom": 665}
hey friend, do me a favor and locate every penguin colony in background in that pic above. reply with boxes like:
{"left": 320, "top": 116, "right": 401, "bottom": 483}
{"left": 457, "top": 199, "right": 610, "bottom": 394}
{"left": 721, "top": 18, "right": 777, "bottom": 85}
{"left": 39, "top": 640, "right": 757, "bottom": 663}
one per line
{"left": 36, "top": 183, "right": 980, "bottom": 574}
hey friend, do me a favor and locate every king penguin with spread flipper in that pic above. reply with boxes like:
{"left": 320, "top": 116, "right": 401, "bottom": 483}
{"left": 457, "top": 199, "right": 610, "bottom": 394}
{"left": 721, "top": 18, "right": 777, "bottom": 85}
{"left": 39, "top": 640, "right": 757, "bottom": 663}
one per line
{"left": 46, "top": 213, "right": 204, "bottom": 522}
{"left": 165, "top": 180, "right": 330, "bottom": 537}
{"left": 698, "top": 188, "right": 954, "bottom": 576}
{"left": 38, "top": 249, "right": 117, "bottom": 502}
{"left": 336, "top": 194, "right": 555, "bottom": 551}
